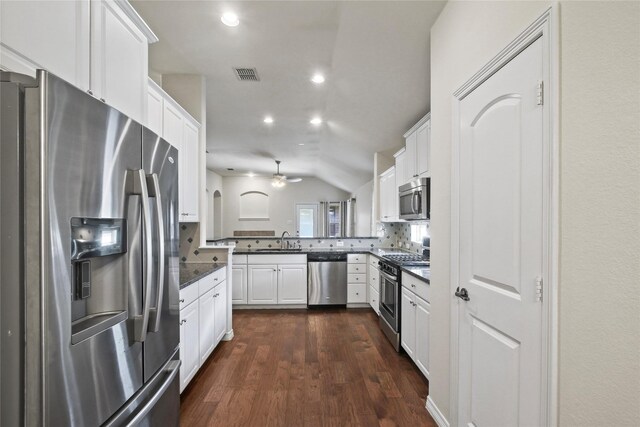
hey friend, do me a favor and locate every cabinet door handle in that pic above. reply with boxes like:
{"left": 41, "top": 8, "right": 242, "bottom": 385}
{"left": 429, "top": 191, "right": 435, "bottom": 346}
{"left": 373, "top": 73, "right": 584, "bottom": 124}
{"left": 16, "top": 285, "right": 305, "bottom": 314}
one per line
{"left": 214, "top": 277, "right": 218, "bottom": 281}
{"left": 179, "top": 298, "right": 185, "bottom": 303}
{"left": 86, "top": 89, "right": 93, "bottom": 96}
{"left": 100, "top": 98, "right": 106, "bottom": 103}
{"left": 411, "top": 284, "right": 416, "bottom": 288}
{"left": 180, "top": 319, "right": 186, "bottom": 325}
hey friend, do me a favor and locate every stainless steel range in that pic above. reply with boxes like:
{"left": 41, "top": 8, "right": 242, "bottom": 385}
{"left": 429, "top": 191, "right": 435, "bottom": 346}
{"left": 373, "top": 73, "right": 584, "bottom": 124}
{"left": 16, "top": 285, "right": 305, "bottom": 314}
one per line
{"left": 378, "top": 252, "right": 429, "bottom": 351}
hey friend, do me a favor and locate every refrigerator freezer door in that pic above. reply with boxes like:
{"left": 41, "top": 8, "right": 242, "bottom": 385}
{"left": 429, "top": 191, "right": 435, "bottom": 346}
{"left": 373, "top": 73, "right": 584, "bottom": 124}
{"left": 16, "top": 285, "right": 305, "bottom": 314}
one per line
{"left": 142, "top": 128, "right": 180, "bottom": 382}
{"left": 35, "top": 72, "right": 144, "bottom": 426}
{"left": 104, "top": 349, "right": 181, "bottom": 427}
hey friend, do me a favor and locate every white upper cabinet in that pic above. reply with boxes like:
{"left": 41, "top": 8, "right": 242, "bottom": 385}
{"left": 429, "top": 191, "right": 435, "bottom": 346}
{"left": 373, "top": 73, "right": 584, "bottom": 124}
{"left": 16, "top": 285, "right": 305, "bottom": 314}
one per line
{"left": 181, "top": 119, "right": 200, "bottom": 222}
{"left": 379, "top": 166, "right": 398, "bottom": 222}
{"left": 0, "top": 0, "right": 157, "bottom": 124}
{"left": 156, "top": 84, "right": 200, "bottom": 222}
{"left": 146, "top": 79, "right": 164, "bottom": 136}
{"left": 400, "top": 113, "right": 431, "bottom": 186}
{"left": 416, "top": 120, "right": 431, "bottom": 177}
{"left": 90, "top": 0, "right": 148, "bottom": 123}
{"left": 394, "top": 148, "right": 408, "bottom": 188}
{"left": 0, "top": 1, "right": 90, "bottom": 88}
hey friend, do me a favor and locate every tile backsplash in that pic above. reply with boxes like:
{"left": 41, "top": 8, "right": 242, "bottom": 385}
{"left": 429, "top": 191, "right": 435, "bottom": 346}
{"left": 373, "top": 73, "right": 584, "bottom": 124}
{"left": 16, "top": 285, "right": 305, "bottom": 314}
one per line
{"left": 179, "top": 221, "right": 428, "bottom": 263}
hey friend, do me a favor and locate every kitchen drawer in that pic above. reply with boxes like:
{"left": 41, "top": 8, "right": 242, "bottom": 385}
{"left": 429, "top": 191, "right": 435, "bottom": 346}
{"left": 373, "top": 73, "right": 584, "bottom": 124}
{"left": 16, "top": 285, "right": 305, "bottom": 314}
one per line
{"left": 402, "top": 272, "right": 429, "bottom": 302}
{"left": 211, "top": 267, "right": 226, "bottom": 284}
{"left": 232, "top": 254, "right": 248, "bottom": 265}
{"left": 179, "top": 283, "right": 199, "bottom": 310}
{"left": 348, "top": 273, "right": 367, "bottom": 284}
{"left": 347, "top": 263, "right": 366, "bottom": 274}
{"left": 347, "top": 254, "right": 365, "bottom": 263}
{"left": 199, "top": 268, "right": 226, "bottom": 296}
{"left": 369, "top": 255, "right": 381, "bottom": 269}
{"left": 348, "top": 283, "right": 367, "bottom": 303}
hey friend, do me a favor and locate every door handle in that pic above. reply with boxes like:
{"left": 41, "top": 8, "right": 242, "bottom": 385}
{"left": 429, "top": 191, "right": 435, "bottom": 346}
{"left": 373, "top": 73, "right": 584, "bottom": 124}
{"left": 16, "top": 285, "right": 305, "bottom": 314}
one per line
{"left": 147, "top": 173, "right": 165, "bottom": 333}
{"left": 128, "top": 170, "right": 153, "bottom": 342}
{"left": 455, "top": 287, "right": 470, "bottom": 301}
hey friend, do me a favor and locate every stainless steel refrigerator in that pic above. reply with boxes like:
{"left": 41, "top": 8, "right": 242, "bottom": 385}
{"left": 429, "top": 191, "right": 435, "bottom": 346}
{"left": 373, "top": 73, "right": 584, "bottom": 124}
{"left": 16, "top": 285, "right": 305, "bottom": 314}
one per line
{"left": 1, "top": 70, "right": 181, "bottom": 426}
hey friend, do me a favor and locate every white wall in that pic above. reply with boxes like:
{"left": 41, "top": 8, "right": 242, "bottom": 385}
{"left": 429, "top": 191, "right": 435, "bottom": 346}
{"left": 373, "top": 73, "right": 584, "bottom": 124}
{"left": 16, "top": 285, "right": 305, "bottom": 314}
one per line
{"left": 429, "top": 2, "right": 551, "bottom": 421}
{"left": 221, "top": 176, "right": 350, "bottom": 237}
{"left": 206, "top": 169, "right": 223, "bottom": 240}
{"left": 558, "top": 2, "right": 639, "bottom": 425}
{"left": 429, "top": 2, "right": 640, "bottom": 426}
{"left": 352, "top": 179, "right": 374, "bottom": 236}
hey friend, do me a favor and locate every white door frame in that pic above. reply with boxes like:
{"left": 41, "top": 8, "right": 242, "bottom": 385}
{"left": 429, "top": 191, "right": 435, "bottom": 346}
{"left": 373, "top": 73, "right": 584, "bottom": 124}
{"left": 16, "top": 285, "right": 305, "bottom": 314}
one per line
{"left": 449, "top": 7, "right": 559, "bottom": 427}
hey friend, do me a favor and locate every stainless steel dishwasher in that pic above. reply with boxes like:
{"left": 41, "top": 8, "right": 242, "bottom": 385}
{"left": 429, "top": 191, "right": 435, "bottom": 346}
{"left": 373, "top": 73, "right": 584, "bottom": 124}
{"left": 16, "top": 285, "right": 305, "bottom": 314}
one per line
{"left": 307, "top": 253, "right": 348, "bottom": 306}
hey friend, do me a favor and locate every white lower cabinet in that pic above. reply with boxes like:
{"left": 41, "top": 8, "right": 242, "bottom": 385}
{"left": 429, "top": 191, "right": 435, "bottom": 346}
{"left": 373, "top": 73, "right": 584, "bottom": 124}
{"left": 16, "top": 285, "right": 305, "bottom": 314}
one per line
{"left": 400, "top": 281, "right": 430, "bottom": 379}
{"left": 214, "top": 281, "right": 227, "bottom": 343}
{"left": 347, "top": 254, "right": 367, "bottom": 304}
{"left": 246, "top": 254, "right": 307, "bottom": 306}
{"left": 231, "top": 264, "right": 247, "bottom": 304}
{"left": 178, "top": 267, "right": 228, "bottom": 393}
{"left": 277, "top": 264, "right": 308, "bottom": 304}
{"left": 248, "top": 265, "right": 278, "bottom": 304}
{"left": 198, "top": 288, "right": 216, "bottom": 365}
{"left": 179, "top": 299, "right": 199, "bottom": 393}
{"left": 401, "top": 287, "right": 417, "bottom": 358}
{"left": 415, "top": 296, "right": 430, "bottom": 377}
{"left": 368, "top": 257, "right": 380, "bottom": 314}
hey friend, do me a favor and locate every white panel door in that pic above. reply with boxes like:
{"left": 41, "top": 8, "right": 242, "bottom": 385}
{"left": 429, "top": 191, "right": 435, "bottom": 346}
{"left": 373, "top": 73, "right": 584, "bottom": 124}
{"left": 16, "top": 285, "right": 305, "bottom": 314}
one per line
{"left": 400, "top": 287, "right": 415, "bottom": 358}
{"left": 181, "top": 120, "right": 200, "bottom": 221}
{"left": 231, "top": 265, "right": 247, "bottom": 304}
{"left": 0, "top": 0, "right": 90, "bottom": 88}
{"left": 147, "top": 81, "right": 164, "bottom": 136}
{"left": 90, "top": 0, "right": 147, "bottom": 122}
{"left": 179, "top": 301, "right": 199, "bottom": 393}
{"left": 213, "top": 282, "right": 227, "bottom": 344}
{"left": 277, "top": 264, "right": 307, "bottom": 304}
{"left": 248, "top": 265, "right": 278, "bottom": 304}
{"left": 415, "top": 296, "right": 430, "bottom": 378}
{"left": 416, "top": 120, "right": 430, "bottom": 177}
{"left": 198, "top": 288, "right": 215, "bottom": 364}
{"left": 457, "top": 36, "right": 544, "bottom": 427}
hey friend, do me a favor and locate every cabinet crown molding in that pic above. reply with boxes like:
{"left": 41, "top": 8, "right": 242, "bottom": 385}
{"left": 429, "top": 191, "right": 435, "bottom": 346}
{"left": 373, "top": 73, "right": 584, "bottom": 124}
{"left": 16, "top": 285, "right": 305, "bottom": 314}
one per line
{"left": 403, "top": 112, "right": 431, "bottom": 138}
{"left": 114, "top": 0, "right": 159, "bottom": 43}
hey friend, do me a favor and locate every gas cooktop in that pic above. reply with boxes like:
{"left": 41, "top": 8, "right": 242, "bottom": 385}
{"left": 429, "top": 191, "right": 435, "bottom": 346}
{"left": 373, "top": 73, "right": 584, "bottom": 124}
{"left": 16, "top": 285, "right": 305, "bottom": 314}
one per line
{"left": 382, "top": 253, "right": 430, "bottom": 267}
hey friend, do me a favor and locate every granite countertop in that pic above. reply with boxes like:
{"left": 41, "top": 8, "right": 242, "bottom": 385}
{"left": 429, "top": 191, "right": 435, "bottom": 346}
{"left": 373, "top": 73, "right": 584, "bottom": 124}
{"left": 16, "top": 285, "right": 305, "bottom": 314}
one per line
{"left": 402, "top": 265, "right": 431, "bottom": 283}
{"left": 233, "top": 247, "right": 407, "bottom": 256}
{"left": 180, "top": 262, "right": 227, "bottom": 289}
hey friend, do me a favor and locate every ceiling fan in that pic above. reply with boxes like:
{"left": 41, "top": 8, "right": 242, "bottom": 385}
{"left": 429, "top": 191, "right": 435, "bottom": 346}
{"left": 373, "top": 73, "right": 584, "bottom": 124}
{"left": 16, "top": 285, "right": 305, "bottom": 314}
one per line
{"left": 272, "top": 160, "right": 302, "bottom": 187}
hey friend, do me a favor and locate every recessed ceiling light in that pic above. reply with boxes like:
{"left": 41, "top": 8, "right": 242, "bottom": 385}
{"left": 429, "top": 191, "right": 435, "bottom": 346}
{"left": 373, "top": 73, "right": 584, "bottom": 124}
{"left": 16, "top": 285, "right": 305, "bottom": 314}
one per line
{"left": 263, "top": 116, "right": 274, "bottom": 124}
{"left": 311, "top": 73, "right": 325, "bottom": 84}
{"left": 221, "top": 12, "right": 239, "bottom": 27}
{"left": 247, "top": 172, "right": 255, "bottom": 177}
{"left": 298, "top": 143, "right": 305, "bottom": 146}
{"left": 310, "top": 117, "right": 322, "bottom": 125}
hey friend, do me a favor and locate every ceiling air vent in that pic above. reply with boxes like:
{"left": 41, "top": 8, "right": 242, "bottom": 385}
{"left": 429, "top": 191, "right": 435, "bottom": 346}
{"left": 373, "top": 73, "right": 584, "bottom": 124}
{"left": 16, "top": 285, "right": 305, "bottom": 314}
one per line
{"left": 233, "top": 67, "right": 260, "bottom": 81}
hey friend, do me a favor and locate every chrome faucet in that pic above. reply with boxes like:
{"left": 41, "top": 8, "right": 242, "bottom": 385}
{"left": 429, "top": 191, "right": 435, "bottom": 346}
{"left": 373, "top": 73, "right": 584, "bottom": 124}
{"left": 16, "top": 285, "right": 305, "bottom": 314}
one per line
{"left": 281, "top": 231, "right": 291, "bottom": 249}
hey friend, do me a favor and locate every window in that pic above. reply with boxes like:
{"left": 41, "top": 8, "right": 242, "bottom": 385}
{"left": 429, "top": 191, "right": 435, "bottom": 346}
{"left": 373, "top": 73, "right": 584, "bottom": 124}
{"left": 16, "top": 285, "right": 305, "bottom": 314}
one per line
{"left": 410, "top": 223, "right": 430, "bottom": 245}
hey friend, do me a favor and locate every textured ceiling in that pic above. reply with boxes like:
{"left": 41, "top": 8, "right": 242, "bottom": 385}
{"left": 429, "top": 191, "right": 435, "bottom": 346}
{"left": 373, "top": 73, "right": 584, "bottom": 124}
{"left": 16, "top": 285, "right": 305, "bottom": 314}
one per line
{"left": 132, "top": 1, "right": 445, "bottom": 192}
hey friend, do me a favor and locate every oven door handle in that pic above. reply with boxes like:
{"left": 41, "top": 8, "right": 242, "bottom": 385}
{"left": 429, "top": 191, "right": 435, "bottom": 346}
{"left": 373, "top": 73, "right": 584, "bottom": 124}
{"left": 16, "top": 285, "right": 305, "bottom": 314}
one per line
{"left": 380, "top": 269, "right": 398, "bottom": 283}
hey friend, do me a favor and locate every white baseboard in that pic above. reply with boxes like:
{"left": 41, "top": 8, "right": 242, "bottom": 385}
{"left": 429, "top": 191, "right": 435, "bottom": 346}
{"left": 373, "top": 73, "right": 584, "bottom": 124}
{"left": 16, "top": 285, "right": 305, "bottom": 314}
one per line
{"left": 426, "top": 396, "right": 449, "bottom": 427}
{"left": 223, "top": 329, "right": 234, "bottom": 341}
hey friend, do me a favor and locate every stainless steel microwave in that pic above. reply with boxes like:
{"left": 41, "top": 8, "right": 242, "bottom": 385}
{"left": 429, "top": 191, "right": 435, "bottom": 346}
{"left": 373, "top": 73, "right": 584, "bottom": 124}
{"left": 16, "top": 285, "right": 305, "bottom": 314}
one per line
{"left": 399, "top": 178, "right": 430, "bottom": 220}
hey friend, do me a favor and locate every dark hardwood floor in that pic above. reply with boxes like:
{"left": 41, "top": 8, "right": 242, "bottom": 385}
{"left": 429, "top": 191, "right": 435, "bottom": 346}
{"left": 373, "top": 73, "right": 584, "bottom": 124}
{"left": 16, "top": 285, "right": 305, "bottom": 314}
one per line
{"left": 180, "top": 309, "right": 436, "bottom": 427}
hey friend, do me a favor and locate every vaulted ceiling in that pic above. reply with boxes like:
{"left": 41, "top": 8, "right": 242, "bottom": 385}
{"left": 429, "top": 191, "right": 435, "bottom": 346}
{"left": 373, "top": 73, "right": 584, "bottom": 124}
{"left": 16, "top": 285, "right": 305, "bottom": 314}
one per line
{"left": 132, "top": 1, "right": 445, "bottom": 192}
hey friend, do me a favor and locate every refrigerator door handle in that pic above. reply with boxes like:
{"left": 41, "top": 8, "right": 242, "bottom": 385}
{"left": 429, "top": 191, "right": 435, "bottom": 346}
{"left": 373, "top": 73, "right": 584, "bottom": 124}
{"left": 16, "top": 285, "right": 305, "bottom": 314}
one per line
{"left": 125, "top": 360, "right": 180, "bottom": 426}
{"left": 127, "top": 169, "right": 153, "bottom": 342}
{"left": 146, "top": 173, "right": 165, "bottom": 332}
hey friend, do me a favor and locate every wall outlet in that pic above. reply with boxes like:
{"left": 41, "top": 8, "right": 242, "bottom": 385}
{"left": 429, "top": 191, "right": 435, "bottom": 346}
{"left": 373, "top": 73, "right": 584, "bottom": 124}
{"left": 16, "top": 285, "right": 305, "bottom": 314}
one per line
{"left": 336, "top": 240, "right": 344, "bottom": 247}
